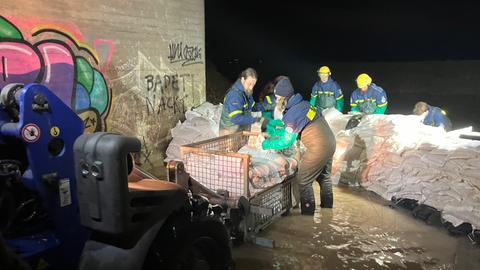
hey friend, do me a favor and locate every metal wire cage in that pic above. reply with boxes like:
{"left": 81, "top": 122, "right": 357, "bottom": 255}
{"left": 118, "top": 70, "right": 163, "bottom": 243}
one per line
{"left": 180, "top": 132, "right": 253, "bottom": 198}
{"left": 247, "top": 174, "right": 293, "bottom": 233}
{"left": 180, "top": 131, "right": 294, "bottom": 238}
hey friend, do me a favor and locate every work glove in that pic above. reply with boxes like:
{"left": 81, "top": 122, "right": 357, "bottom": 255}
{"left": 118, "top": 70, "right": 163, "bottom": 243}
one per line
{"left": 266, "top": 125, "right": 285, "bottom": 138}
{"left": 265, "top": 119, "right": 284, "bottom": 137}
{"left": 262, "top": 111, "right": 272, "bottom": 119}
{"left": 262, "top": 130, "right": 298, "bottom": 150}
{"left": 268, "top": 119, "right": 284, "bottom": 128}
{"left": 373, "top": 105, "right": 387, "bottom": 114}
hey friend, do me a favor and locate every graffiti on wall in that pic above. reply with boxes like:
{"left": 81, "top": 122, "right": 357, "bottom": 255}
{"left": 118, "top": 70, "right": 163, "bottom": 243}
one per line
{"left": 167, "top": 42, "right": 202, "bottom": 66}
{"left": 0, "top": 16, "right": 114, "bottom": 132}
{"left": 143, "top": 73, "right": 198, "bottom": 115}
{"left": 110, "top": 52, "right": 196, "bottom": 167}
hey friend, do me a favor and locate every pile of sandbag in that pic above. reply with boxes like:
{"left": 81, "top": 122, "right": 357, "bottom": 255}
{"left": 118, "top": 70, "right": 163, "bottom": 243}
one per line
{"left": 325, "top": 109, "right": 480, "bottom": 229}
{"left": 183, "top": 143, "right": 300, "bottom": 198}
{"left": 167, "top": 102, "right": 303, "bottom": 197}
{"left": 239, "top": 143, "right": 300, "bottom": 189}
{"left": 165, "top": 102, "right": 223, "bottom": 161}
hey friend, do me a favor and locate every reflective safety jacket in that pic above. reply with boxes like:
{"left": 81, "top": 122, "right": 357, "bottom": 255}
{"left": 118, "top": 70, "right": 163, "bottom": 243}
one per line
{"left": 310, "top": 77, "right": 344, "bottom": 112}
{"left": 350, "top": 83, "right": 388, "bottom": 114}
{"left": 219, "top": 80, "right": 263, "bottom": 133}
{"left": 423, "top": 105, "right": 452, "bottom": 131}
{"left": 260, "top": 94, "right": 276, "bottom": 113}
{"left": 259, "top": 93, "right": 276, "bottom": 119}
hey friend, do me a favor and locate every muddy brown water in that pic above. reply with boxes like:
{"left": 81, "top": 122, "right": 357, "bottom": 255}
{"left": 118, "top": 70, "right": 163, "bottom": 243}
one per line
{"left": 232, "top": 186, "right": 479, "bottom": 270}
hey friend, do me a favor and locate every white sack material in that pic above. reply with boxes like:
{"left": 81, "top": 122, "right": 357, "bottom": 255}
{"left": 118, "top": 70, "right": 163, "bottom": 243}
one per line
{"left": 240, "top": 137, "right": 303, "bottom": 183}
{"left": 165, "top": 102, "right": 223, "bottom": 161}
{"left": 166, "top": 102, "right": 302, "bottom": 197}
{"left": 325, "top": 109, "right": 480, "bottom": 229}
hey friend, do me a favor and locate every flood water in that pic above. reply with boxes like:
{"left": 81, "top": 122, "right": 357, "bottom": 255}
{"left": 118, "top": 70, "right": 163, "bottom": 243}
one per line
{"left": 232, "top": 186, "right": 479, "bottom": 269}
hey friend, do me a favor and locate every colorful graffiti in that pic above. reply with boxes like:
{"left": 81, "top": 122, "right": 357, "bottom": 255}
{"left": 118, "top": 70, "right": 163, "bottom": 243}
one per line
{"left": 0, "top": 16, "right": 113, "bottom": 132}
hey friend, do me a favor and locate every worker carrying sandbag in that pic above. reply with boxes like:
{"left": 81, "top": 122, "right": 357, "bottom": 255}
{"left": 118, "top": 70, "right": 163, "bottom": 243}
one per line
{"left": 219, "top": 67, "right": 264, "bottom": 136}
{"left": 261, "top": 77, "right": 336, "bottom": 215}
{"left": 413, "top": 101, "right": 452, "bottom": 131}
{"left": 310, "top": 66, "right": 344, "bottom": 112}
{"left": 350, "top": 73, "right": 388, "bottom": 114}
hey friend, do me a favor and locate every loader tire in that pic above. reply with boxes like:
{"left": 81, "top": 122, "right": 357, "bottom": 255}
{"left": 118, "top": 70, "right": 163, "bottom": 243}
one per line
{"left": 144, "top": 218, "right": 234, "bottom": 270}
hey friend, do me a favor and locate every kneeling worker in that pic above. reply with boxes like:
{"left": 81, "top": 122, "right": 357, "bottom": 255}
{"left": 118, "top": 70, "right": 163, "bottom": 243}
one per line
{"left": 261, "top": 77, "right": 336, "bottom": 215}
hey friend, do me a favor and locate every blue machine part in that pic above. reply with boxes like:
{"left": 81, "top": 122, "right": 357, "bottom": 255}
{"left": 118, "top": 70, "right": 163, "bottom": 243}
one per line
{"left": 0, "top": 83, "right": 88, "bottom": 269}
{"left": 6, "top": 230, "right": 60, "bottom": 258}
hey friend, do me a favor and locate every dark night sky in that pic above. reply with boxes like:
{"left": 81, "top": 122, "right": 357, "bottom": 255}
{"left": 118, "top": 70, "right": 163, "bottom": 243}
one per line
{"left": 206, "top": 0, "right": 480, "bottom": 76}
{"left": 205, "top": 1, "right": 480, "bottom": 128}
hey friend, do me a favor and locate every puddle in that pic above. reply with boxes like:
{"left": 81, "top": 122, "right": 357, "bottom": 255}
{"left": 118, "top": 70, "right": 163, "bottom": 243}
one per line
{"left": 233, "top": 186, "right": 474, "bottom": 269}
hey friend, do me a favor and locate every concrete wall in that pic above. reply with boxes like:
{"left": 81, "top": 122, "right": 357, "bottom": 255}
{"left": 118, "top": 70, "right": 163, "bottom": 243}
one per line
{"left": 1, "top": 0, "right": 205, "bottom": 176}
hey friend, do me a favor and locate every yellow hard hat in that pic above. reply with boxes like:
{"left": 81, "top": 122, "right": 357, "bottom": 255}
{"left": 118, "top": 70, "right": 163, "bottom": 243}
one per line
{"left": 356, "top": 73, "right": 372, "bottom": 89}
{"left": 318, "top": 66, "right": 331, "bottom": 75}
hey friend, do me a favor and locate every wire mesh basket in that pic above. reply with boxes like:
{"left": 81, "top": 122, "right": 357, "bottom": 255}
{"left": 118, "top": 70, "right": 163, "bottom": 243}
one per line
{"left": 248, "top": 174, "right": 293, "bottom": 233}
{"left": 181, "top": 131, "right": 254, "bottom": 198}
{"left": 180, "top": 131, "right": 294, "bottom": 238}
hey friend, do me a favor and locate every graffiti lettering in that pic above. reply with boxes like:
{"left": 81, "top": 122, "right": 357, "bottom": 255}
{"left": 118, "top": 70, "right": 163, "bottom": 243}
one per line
{"left": 83, "top": 116, "right": 97, "bottom": 129}
{"left": 78, "top": 109, "right": 102, "bottom": 132}
{"left": 145, "top": 95, "right": 186, "bottom": 115}
{"left": 168, "top": 42, "right": 202, "bottom": 66}
{"left": 145, "top": 74, "right": 179, "bottom": 94}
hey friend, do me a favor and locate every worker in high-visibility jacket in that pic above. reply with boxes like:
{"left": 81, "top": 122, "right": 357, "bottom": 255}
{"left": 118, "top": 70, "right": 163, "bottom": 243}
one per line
{"left": 310, "top": 66, "right": 344, "bottom": 112}
{"left": 219, "top": 68, "right": 264, "bottom": 136}
{"left": 258, "top": 80, "right": 277, "bottom": 119}
{"left": 413, "top": 101, "right": 452, "bottom": 131}
{"left": 350, "top": 73, "right": 388, "bottom": 114}
{"left": 261, "top": 77, "right": 336, "bottom": 215}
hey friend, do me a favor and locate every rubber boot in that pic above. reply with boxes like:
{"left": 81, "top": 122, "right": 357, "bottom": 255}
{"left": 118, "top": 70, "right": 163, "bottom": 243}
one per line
{"left": 320, "top": 193, "right": 333, "bottom": 208}
{"left": 300, "top": 198, "right": 315, "bottom": 215}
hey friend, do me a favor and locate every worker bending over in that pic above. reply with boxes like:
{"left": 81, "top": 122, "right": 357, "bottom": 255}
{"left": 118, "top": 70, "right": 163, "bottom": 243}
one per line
{"left": 262, "top": 77, "right": 336, "bottom": 215}
{"left": 413, "top": 101, "right": 452, "bottom": 131}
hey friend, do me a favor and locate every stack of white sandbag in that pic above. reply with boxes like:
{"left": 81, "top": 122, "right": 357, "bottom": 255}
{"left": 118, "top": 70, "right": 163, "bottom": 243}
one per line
{"left": 327, "top": 113, "right": 480, "bottom": 229}
{"left": 239, "top": 144, "right": 300, "bottom": 189}
{"left": 165, "top": 102, "right": 223, "bottom": 161}
{"left": 322, "top": 108, "right": 355, "bottom": 135}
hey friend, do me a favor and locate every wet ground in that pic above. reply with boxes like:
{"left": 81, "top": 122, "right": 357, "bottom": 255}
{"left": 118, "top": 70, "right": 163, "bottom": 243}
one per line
{"left": 232, "top": 186, "right": 480, "bottom": 270}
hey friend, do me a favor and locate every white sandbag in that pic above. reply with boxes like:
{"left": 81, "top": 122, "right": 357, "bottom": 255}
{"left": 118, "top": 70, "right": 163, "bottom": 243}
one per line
{"left": 165, "top": 102, "right": 223, "bottom": 161}
{"left": 326, "top": 111, "right": 480, "bottom": 229}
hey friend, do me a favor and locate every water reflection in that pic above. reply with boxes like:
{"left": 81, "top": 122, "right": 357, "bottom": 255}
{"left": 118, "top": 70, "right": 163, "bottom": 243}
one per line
{"left": 233, "top": 186, "right": 464, "bottom": 269}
